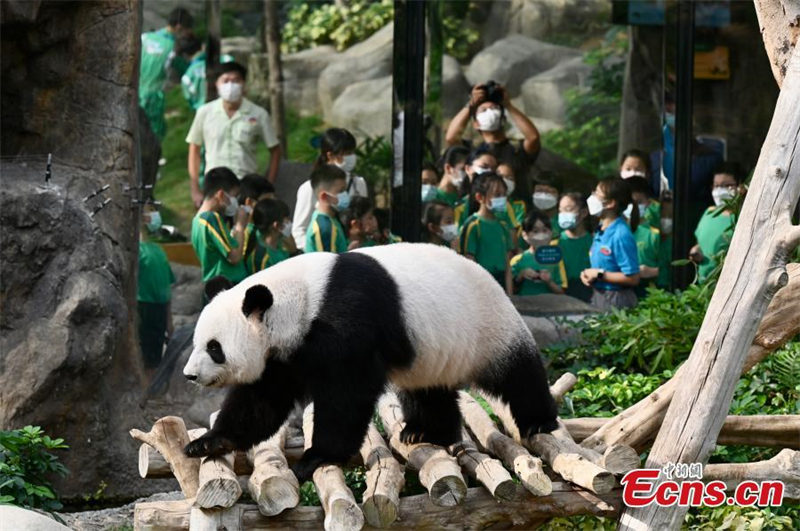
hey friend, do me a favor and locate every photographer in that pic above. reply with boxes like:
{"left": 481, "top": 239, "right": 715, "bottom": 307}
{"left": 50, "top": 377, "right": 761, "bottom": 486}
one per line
{"left": 445, "top": 81, "right": 541, "bottom": 209}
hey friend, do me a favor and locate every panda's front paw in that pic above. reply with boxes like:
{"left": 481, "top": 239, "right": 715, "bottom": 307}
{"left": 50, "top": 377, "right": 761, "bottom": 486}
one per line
{"left": 184, "top": 433, "right": 235, "bottom": 458}
{"left": 291, "top": 448, "right": 327, "bottom": 483}
{"left": 526, "top": 417, "right": 559, "bottom": 437}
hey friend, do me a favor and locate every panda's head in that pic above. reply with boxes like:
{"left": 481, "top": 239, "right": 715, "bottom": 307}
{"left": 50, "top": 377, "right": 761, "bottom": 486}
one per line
{"left": 183, "top": 277, "right": 274, "bottom": 387}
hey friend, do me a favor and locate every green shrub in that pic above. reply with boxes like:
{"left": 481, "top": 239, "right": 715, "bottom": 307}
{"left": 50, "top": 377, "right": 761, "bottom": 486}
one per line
{"left": 0, "top": 426, "right": 68, "bottom": 512}
{"left": 354, "top": 135, "right": 393, "bottom": 202}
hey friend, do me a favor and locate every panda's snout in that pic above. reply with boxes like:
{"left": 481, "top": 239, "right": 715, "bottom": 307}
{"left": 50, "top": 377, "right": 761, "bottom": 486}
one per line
{"left": 185, "top": 373, "right": 198, "bottom": 381}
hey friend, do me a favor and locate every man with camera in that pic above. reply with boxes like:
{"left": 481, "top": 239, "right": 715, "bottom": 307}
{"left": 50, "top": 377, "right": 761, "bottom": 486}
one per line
{"left": 445, "top": 81, "right": 541, "bottom": 184}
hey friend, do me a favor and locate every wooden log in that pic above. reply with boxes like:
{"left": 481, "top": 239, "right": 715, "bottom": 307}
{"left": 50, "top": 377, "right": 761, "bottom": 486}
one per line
{"left": 458, "top": 391, "right": 552, "bottom": 496}
{"left": 527, "top": 432, "right": 615, "bottom": 495}
{"left": 133, "top": 483, "right": 622, "bottom": 530}
{"left": 619, "top": 38, "right": 800, "bottom": 529}
{"left": 550, "top": 372, "right": 578, "bottom": 402}
{"left": 377, "top": 392, "right": 467, "bottom": 507}
{"left": 138, "top": 428, "right": 206, "bottom": 480}
{"left": 449, "top": 428, "right": 516, "bottom": 501}
{"left": 188, "top": 505, "right": 243, "bottom": 531}
{"left": 755, "top": 0, "right": 800, "bottom": 87}
{"left": 564, "top": 415, "right": 800, "bottom": 449}
{"left": 247, "top": 424, "right": 300, "bottom": 517}
{"left": 302, "top": 404, "right": 364, "bottom": 531}
{"left": 129, "top": 416, "right": 200, "bottom": 498}
{"left": 703, "top": 449, "right": 800, "bottom": 502}
{"left": 195, "top": 414, "right": 242, "bottom": 509}
{"left": 358, "top": 423, "right": 404, "bottom": 528}
{"left": 582, "top": 262, "right": 800, "bottom": 455}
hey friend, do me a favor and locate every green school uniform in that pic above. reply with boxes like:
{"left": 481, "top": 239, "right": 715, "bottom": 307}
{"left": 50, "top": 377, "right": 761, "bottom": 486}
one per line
{"left": 435, "top": 188, "right": 461, "bottom": 208}
{"left": 510, "top": 248, "right": 567, "bottom": 295}
{"left": 558, "top": 232, "right": 592, "bottom": 284}
{"left": 454, "top": 195, "right": 471, "bottom": 229}
{"left": 248, "top": 241, "right": 290, "bottom": 275}
{"left": 695, "top": 207, "right": 736, "bottom": 283}
{"left": 633, "top": 223, "right": 661, "bottom": 297}
{"left": 519, "top": 212, "right": 560, "bottom": 251}
{"left": 643, "top": 200, "right": 661, "bottom": 230}
{"left": 138, "top": 241, "right": 175, "bottom": 303}
{"left": 305, "top": 210, "right": 348, "bottom": 253}
{"left": 139, "top": 28, "right": 174, "bottom": 140}
{"left": 191, "top": 211, "right": 247, "bottom": 283}
{"left": 460, "top": 213, "right": 514, "bottom": 278}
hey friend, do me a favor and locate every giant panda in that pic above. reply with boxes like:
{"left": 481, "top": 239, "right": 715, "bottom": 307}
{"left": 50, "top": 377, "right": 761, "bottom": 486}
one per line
{"left": 183, "top": 243, "right": 558, "bottom": 481}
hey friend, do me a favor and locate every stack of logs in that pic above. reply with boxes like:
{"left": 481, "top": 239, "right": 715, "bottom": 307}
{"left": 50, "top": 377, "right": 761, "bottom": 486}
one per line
{"left": 130, "top": 369, "right": 799, "bottom": 530}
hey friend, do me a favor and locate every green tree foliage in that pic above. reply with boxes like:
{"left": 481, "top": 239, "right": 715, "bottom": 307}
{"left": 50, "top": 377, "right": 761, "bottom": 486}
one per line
{"left": 542, "top": 28, "right": 628, "bottom": 176}
{"left": 0, "top": 426, "right": 68, "bottom": 512}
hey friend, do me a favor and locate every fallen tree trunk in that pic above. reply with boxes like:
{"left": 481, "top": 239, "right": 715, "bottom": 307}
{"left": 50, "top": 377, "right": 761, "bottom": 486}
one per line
{"left": 247, "top": 424, "right": 299, "bottom": 517}
{"left": 564, "top": 415, "right": 800, "bottom": 449}
{"left": 527, "top": 432, "right": 616, "bottom": 495}
{"left": 582, "top": 262, "right": 800, "bottom": 455}
{"left": 302, "top": 404, "right": 364, "bottom": 531}
{"left": 129, "top": 416, "right": 200, "bottom": 498}
{"left": 377, "top": 392, "right": 467, "bottom": 507}
{"left": 458, "top": 391, "right": 552, "bottom": 496}
{"left": 703, "top": 449, "right": 800, "bottom": 502}
{"left": 358, "top": 423, "right": 404, "bottom": 528}
{"left": 619, "top": 36, "right": 800, "bottom": 529}
{"left": 133, "top": 483, "right": 622, "bottom": 530}
{"left": 195, "top": 414, "right": 241, "bottom": 509}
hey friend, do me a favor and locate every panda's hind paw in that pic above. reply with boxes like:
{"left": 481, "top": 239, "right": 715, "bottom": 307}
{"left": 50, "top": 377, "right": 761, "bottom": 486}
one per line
{"left": 184, "top": 433, "right": 235, "bottom": 458}
{"left": 399, "top": 426, "right": 425, "bottom": 445}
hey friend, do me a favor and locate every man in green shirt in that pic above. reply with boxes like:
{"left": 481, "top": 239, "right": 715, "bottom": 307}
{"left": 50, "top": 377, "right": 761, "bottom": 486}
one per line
{"left": 139, "top": 7, "right": 194, "bottom": 141}
{"left": 138, "top": 204, "right": 175, "bottom": 375}
{"left": 305, "top": 165, "right": 349, "bottom": 253}
{"left": 191, "top": 167, "right": 249, "bottom": 285}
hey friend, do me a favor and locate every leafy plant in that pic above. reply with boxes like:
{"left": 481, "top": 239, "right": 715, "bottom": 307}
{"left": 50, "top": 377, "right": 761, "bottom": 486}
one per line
{"left": 545, "top": 282, "right": 712, "bottom": 375}
{"left": 441, "top": 14, "right": 480, "bottom": 62}
{"left": 542, "top": 27, "right": 628, "bottom": 176}
{"left": 354, "top": 135, "right": 393, "bottom": 204}
{"left": 560, "top": 367, "right": 672, "bottom": 418}
{"left": 0, "top": 426, "right": 69, "bottom": 512}
{"left": 282, "top": 0, "right": 394, "bottom": 54}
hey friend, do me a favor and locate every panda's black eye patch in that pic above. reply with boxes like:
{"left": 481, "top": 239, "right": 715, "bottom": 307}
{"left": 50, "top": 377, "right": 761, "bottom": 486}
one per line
{"left": 206, "top": 340, "right": 226, "bottom": 364}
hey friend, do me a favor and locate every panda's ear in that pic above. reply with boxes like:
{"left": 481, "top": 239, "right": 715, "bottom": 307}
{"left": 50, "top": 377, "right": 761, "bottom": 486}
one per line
{"left": 242, "top": 285, "right": 273, "bottom": 321}
{"left": 205, "top": 276, "right": 234, "bottom": 301}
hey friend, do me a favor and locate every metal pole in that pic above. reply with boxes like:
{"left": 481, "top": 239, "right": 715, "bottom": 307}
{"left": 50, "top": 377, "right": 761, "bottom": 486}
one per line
{"left": 391, "top": 0, "right": 425, "bottom": 242}
{"left": 672, "top": 0, "right": 694, "bottom": 289}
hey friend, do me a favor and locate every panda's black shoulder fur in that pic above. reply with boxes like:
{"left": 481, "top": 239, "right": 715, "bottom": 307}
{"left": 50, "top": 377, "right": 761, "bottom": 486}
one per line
{"left": 295, "top": 251, "right": 415, "bottom": 371}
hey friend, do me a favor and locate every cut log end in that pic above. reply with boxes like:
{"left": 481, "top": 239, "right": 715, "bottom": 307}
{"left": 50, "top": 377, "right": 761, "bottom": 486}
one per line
{"left": 253, "top": 476, "right": 300, "bottom": 516}
{"left": 428, "top": 475, "right": 468, "bottom": 507}
{"left": 324, "top": 497, "right": 365, "bottom": 531}
{"left": 362, "top": 494, "right": 398, "bottom": 528}
{"left": 601, "top": 444, "right": 641, "bottom": 476}
{"left": 513, "top": 455, "right": 553, "bottom": 496}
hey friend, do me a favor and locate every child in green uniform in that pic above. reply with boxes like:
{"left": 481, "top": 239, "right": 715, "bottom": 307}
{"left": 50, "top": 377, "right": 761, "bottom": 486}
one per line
{"left": 138, "top": 204, "right": 175, "bottom": 376}
{"left": 511, "top": 210, "right": 567, "bottom": 295}
{"left": 531, "top": 171, "right": 562, "bottom": 238}
{"left": 454, "top": 150, "right": 498, "bottom": 228}
{"left": 557, "top": 193, "right": 593, "bottom": 302}
{"left": 342, "top": 197, "right": 380, "bottom": 250}
{"left": 459, "top": 172, "right": 514, "bottom": 294}
{"left": 421, "top": 162, "right": 440, "bottom": 204}
{"left": 191, "top": 167, "right": 249, "bottom": 285}
{"left": 626, "top": 175, "right": 661, "bottom": 231}
{"left": 373, "top": 208, "right": 403, "bottom": 245}
{"left": 305, "top": 165, "right": 349, "bottom": 253}
{"left": 497, "top": 163, "right": 527, "bottom": 226}
{"left": 624, "top": 177, "right": 661, "bottom": 296}
{"left": 689, "top": 165, "right": 741, "bottom": 283}
{"left": 436, "top": 145, "right": 470, "bottom": 207}
{"left": 245, "top": 198, "right": 292, "bottom": 274}
{"left": 657, "top": 192, "right": 674, "bottom": 288}
{"left": 421, "top": 200, "right": 458, "bottom": 249}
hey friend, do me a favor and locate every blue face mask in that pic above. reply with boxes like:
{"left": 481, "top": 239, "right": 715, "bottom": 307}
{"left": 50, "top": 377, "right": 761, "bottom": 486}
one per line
{"left": 421, "top": 184, "right": 437, "bottom": 203}
{"left": 146, "top": 211, "right": 162, "bottom": 233}
{"left": 334, "top": 191, "right": 350, "bottom": 211}
{"left": 665, "top": 112, "right": 675, "bottom": 129}
{"left": 490, "top": 196, "right": 507, "bottom": 212}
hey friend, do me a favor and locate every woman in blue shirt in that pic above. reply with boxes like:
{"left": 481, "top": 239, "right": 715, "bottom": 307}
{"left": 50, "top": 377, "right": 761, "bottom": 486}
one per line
{"left": 581, "top": 177, "right": 641, "bottom": 310}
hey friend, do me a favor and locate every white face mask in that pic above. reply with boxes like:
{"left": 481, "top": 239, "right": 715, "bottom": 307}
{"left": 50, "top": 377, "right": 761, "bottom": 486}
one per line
{"left": 336, "top": 153, "right": 357, "bottom": 174}
{"left": 712, "top": 187, "right": 736, "bottom": 206}
{"left": 451, "top": 169, "right": 467, "bottom": 187}
{"left": 660, "top": 218, "right": 673, "bottom": 235}
{"left": 476, "top": 107, "right": 503, "bottom": 131}
{"left": 223, "top": 192, "right": 239, "bottom": 217}
{"left": 587, "top": 194, "right": 605, "bottom": 216}
{"left": 440, "top": 223, "right": 458, "bottom": 242}
{"left": 280, "top": 221, "right": 293, "bottom": 237}
{"left": 421, "top": 184, "right": 437, "bottom": 203}
{"left": 472, "top": 165, "right": 491, "bottom": 176}
{"left": 620, "top": 169, "right": 646, "bottom": 179}
{"left": 490, "top": 196, "right": 507, "bottom": 212}
{"left": 532, "top": 192, "right": 558, "bottom": 211}
{"left": 623, "top": 203, "right": 633, "bottom": 219}
{"left": 558, "top": 212, "right": 578, "bottom": 230}
{"left": 145, "top": 211, "right": 162, "bottom": 233}
{"left": 218, "top": 81, "right": 243, "bottom": 102}
{"left": 503, "top": 178, "right": 515, "bottom": 196}
{"left": 530, "top": 231, "right": 552, "bottom": 247}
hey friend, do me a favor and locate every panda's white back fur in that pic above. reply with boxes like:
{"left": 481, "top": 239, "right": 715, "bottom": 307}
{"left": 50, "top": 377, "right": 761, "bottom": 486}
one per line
{"left": 353, "top": 243, "right": 527, "bottom": 388}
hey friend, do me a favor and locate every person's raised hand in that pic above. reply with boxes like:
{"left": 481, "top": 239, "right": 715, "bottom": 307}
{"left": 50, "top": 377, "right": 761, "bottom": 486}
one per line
{"left": 539, "top": 269, "right": 551, "bottom": 283}
{"left": 470, "top": 84, "right": 487, "bottom": 107}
